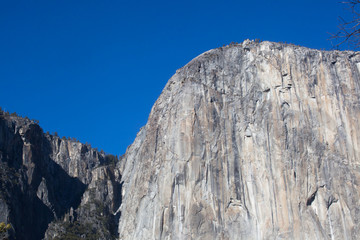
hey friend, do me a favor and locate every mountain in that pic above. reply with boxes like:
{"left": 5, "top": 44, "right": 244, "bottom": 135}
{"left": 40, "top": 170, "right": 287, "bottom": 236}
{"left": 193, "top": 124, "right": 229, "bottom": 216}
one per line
{"left": 117, "top": 40, "right": 360, "bottom": 239}
{"left": 1, "top": 40, "right": 360, "bottom": 239}
{"left": 0, "top": 113, "right": 121, "bottom": 239}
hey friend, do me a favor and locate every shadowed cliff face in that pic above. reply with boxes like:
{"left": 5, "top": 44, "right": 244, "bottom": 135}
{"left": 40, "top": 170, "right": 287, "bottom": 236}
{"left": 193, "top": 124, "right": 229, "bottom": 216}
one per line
{"left": 118, "top": 41, "right": 360, "bottom": 239}
{"left": 0, "top": 115, "right": 122, "bottom": 240}
{"left": 1, "top": 41, "right": 360, "bottom": 239}
{"left": 0, "top": 116, "right": 87, "bottom": 239}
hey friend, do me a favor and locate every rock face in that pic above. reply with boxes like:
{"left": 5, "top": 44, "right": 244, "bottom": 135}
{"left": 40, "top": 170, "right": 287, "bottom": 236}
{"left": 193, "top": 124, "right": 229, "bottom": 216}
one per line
{"left": 0, "top": 114, "right": 121, "bottom": 240}
{"left": 118, "top": 41, "right": 360, "bottom": 239}
{"left": 1, "top": 40, "right": 360, "bottom": 240}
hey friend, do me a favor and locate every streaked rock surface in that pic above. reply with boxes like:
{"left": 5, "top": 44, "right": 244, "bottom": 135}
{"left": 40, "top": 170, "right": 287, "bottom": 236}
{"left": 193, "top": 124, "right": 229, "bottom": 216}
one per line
{"left": 1, "top": 40, "right": 359, "bottom": 240}
{"left": 118, "top": 40, "right": 360, "bottom": 239}
{"left": 0, "top": 114, "right": 121, "bottom": 240}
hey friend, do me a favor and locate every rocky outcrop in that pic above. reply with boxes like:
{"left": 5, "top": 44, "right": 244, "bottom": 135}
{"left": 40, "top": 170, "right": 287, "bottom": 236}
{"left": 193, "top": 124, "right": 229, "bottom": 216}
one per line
{"left": 0, "top": 113, "right": 121, "bottom": 240}
{"left": 1, "top": 40, "right": 360, "bottom": 240}
{"left": 118, "top": 41, "right": 360, "bottom": 239}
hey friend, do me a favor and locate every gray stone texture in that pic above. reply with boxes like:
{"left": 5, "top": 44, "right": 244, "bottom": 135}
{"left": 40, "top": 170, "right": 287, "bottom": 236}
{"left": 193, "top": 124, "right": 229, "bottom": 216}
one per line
{"left": 0, "top": 114, "right": 121, "bottom": 240}
{"left": 118, "top": 40, "right": 360, "bottom": 240}
{"left": 1, "top": 40, "right": 360, "bottom": 240}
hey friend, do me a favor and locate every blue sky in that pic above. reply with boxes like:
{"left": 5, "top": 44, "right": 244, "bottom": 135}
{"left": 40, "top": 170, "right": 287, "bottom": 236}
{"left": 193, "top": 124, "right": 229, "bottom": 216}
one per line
{"left": 0, "top": 0, "right": 352, "bottom": 155}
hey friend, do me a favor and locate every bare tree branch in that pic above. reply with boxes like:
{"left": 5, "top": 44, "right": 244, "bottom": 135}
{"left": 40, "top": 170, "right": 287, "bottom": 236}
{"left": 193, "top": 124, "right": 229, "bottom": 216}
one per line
{"left": 330, "top": 1, "right": 360, "bottom": 49}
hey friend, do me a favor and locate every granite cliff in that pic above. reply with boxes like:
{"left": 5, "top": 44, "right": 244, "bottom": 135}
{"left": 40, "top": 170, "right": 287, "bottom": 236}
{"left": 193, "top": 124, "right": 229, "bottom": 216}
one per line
{"left": 1, "top": 40, "right": 360, "bottom": 239}
{"left": 118, "top": 40, "right": 360, "bottom": 239}
{"left": 0, "top": 113, "right": 121, "bottom": 239}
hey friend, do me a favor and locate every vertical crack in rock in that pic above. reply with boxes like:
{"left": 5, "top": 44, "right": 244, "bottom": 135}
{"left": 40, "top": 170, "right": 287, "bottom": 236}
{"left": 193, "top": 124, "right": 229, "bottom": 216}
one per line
{"left": 118, "top": 40, "right": 360, "bottom": 239}
{"left": 306, "top": 189, "right": 318, "bottom": 206}
{"left": 1, "top": 40, "right": 360, "bottom": 240}
{"left": 0, "top": 113, "right": 122, "bottom": 240}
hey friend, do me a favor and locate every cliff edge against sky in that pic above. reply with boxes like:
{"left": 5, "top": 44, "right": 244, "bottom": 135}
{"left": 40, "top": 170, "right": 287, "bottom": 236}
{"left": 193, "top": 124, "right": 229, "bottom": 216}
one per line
{"left": 1, "top": 40, "right": 360, "bottom": 239}
{"left": 118, "top": 40, "right": 360, "bottom": 239}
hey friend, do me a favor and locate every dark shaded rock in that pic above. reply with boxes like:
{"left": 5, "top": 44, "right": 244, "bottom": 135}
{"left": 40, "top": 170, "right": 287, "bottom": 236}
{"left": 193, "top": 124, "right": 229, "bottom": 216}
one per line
{"left": 0, "top": 113, "right": 121, "bottom": 240}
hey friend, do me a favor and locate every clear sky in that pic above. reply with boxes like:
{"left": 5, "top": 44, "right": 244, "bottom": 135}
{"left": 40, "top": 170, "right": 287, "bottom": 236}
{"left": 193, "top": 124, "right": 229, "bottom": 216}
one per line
{"left": 0, "top": 0, "right": 353, "bottom": 155}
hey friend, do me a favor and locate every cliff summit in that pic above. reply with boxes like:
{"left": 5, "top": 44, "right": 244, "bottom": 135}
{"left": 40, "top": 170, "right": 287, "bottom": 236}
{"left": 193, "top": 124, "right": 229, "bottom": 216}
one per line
{"left": 1, "top": 40, "right": 360, "bottom": 239}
